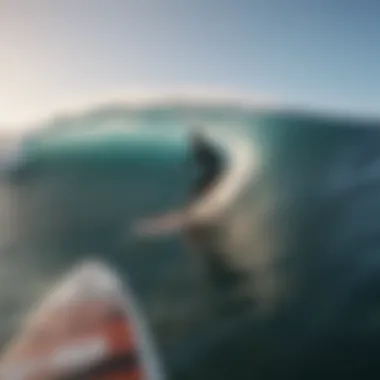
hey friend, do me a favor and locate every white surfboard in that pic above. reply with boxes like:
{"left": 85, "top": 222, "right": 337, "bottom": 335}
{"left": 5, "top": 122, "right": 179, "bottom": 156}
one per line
{"left": 0, "top": 260, "right": 164, "bottom": 380}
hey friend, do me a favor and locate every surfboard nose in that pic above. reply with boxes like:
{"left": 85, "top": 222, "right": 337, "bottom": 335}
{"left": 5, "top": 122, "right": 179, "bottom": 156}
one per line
{"left": 39, "top": 260, "right": 126, "bottom": 313}
{"left": 0, "top": 260, "right": 164, "bottom": 380}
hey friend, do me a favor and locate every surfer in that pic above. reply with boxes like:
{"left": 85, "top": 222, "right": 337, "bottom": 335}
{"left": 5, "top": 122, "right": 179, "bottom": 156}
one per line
{"left": 131, "top": 128, "right": 225, "bottom": 237}
{"left": 189, "top": 128, "right": 224, "bottom": 199}
{"left": 186, "top": 129, "right": 244, "bottom": 293}
{"left": 132, "top": 127, "right": 241, "bottom": 296}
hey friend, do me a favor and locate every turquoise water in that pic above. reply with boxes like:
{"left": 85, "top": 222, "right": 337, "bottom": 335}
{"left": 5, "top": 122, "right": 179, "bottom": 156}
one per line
{"left": 0, "top": 117, "right": 203, "bottom": 360}
{"left": 1, "top": 105, "right": 380, "bottom": 378}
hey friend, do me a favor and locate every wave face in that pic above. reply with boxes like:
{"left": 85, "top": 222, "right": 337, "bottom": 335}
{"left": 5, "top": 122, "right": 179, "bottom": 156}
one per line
{"left": 1, "top": 104, "right": 380, "bottom": 379}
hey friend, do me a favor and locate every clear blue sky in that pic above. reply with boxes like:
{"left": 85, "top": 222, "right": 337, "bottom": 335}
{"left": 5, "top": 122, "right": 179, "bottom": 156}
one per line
{"left": 1, "top": 0, "right": 379, "bottom": 125}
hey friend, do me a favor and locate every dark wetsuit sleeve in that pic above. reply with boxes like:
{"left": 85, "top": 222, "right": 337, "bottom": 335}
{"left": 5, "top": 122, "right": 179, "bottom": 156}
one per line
{"left": 191, "top": 140, "right": 224, "bottom": 199}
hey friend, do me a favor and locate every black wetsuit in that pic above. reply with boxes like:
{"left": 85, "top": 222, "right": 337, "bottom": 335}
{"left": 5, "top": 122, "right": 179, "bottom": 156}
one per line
{"left": 189, "top": 135, "right": 243, "bottom": 294}
{"left": 191, "top": 137, "right": 223, "bottom": 198}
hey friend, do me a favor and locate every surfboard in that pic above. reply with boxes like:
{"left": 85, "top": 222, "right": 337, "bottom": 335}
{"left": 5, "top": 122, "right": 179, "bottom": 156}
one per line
{"left": 0, "top": 261, "right": 164, "bottom": 380}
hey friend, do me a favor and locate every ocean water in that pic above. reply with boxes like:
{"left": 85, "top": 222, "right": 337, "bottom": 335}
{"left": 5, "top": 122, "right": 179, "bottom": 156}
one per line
{"left": 1, "top": 105, "right": 380, "bottom": 378}
{"left": 0, "top": 109, "right": 228, "bottom": 358}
